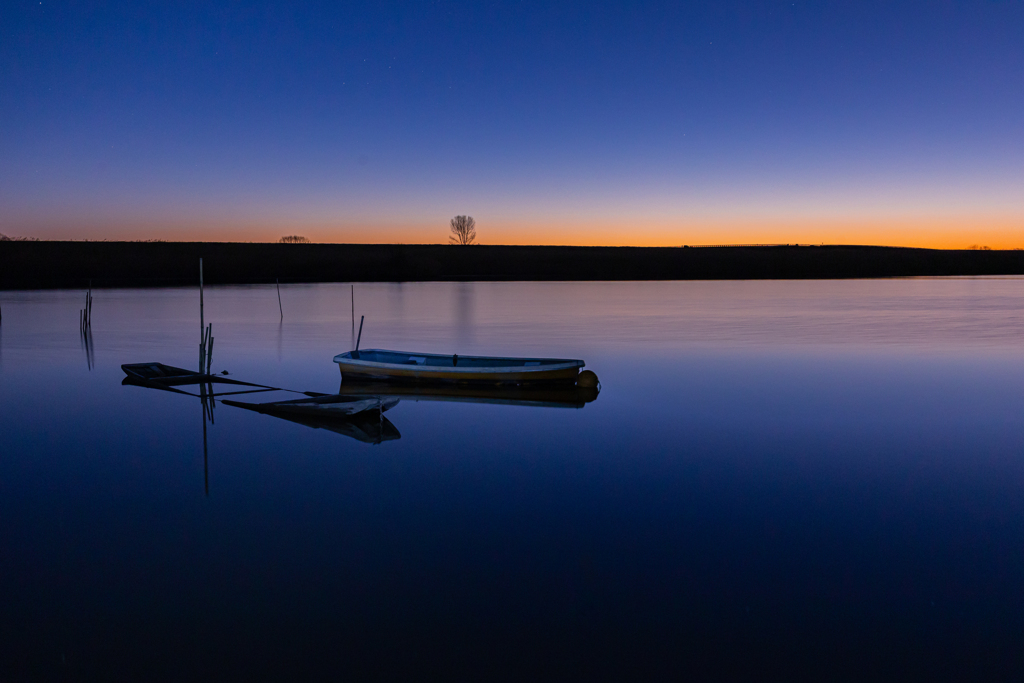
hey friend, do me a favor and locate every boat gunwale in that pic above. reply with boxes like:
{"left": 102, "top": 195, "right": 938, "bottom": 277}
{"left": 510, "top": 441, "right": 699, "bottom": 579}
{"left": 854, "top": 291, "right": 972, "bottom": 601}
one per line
{"left": 333, "top": 349, "right": 584, "bottom": 375}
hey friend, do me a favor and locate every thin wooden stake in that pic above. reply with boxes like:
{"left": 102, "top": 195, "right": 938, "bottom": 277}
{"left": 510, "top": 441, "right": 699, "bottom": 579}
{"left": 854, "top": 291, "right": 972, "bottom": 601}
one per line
{"left": 356, "top": 315, "right": 364, "bottom": 351}
{"left": 276, "top": 278, "right": 283, "bottom": 320}
{"left": 203, "top": 323, "right": 212, "bottom": 375}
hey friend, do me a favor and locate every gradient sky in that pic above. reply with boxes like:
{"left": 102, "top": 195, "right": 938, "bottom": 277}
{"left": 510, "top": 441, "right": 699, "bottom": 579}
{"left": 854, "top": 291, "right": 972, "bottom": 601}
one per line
{"left": 2, "top": 0, "right": 1022, "bottom": 246}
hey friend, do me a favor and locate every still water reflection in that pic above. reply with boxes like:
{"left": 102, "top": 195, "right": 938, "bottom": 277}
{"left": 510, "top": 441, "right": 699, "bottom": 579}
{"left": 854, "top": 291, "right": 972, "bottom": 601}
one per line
{"left": 2, "top": 279, "right": 1024, "bottom": 679}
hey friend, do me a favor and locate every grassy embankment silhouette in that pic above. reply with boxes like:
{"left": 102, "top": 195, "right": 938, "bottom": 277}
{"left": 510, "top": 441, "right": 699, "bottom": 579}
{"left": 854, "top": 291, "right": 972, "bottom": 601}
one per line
{"left": 2, "top": 241, "right": 1024, "bottom": 289}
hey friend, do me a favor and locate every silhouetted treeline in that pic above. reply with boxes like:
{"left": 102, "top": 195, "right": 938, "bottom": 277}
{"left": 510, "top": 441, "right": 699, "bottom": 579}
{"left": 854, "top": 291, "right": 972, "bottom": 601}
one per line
{"left": 2, "top": 241, "right": 1024, "bottom": 289}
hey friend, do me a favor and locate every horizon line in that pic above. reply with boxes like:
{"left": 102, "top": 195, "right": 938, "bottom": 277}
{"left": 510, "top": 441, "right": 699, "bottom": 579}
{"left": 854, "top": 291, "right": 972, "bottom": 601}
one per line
{"left": 3, "top": 238, "right": 1022, "bottom": 252}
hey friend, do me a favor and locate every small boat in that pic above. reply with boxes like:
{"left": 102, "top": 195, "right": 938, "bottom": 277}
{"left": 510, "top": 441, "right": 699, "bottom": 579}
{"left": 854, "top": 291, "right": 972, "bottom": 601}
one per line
{"left": 333, "top": 349, "right": 586, "bottom": 385}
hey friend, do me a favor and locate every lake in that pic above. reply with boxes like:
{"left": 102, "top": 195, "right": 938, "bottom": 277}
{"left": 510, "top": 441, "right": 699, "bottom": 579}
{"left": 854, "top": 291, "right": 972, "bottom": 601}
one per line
{"left": 2, "top": 279, "right": 1024, "bottom": 680}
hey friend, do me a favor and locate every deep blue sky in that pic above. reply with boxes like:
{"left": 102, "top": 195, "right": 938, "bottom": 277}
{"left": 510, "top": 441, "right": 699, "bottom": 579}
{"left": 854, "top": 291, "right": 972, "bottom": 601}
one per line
{"left": 2, "top": 1, "right": 1022, "bottom": 245}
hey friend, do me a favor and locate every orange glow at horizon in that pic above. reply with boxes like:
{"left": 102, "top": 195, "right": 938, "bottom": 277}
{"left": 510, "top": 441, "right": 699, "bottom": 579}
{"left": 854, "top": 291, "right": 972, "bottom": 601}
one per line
{"left": 8, "top": 216, "right": 1022, "bottom": 250}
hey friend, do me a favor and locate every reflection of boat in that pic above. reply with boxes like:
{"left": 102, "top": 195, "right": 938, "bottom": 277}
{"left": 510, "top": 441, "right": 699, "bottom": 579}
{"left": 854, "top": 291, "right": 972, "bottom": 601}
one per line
{"left": 336, "top": 382, "right": 599, "bottom": 409}
{"left": 334, "top": 349, "right": 585, "bottom": 385}
{"left": 222, "top": 397, "right": 401, "bottom": 444}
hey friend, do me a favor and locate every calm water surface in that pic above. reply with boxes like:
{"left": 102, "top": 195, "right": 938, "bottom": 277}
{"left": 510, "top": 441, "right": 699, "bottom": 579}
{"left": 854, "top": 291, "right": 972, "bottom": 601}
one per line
{"left": 2, "top": 279, "right": 1024, "bottom": 680}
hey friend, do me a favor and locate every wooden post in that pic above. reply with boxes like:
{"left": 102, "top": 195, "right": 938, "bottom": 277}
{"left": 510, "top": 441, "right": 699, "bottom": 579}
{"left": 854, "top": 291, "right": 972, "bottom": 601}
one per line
{"left": 80, "top": 285, "right": 93, "bottom": 331}
{"left": 351, "top": 285, "right": 355, "bottom": 338}
{"left": 83, "top": 291, "right": 90, "bottom": 329}
{"left": 356, "top": 315, "right": 364, "bottom": 351}
{"left": 276, "top": 278, "right": 283, "bottom": 320}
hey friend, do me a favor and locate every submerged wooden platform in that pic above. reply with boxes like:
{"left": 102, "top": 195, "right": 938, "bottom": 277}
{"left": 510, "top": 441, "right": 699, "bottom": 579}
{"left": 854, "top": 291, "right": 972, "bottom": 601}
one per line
{"left": 221, "top": 396, "right": 401, "bottom": 443}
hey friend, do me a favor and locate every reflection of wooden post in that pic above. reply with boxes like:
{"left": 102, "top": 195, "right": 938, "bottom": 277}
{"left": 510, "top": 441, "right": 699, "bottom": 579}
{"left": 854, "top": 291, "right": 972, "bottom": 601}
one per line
{"left": 201, "top": 382, "right": 209, "bottom": 496}
{"left": 199, "top": 259, "right": 205, "bottom": 373}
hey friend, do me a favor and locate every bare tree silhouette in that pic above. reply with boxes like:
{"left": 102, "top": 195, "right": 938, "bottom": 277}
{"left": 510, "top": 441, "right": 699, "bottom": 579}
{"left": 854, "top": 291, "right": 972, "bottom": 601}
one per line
{"left": 449, "top": 216, "right": 476, "bottom": 245}
{"left": 279, "top": 235, "right": 310, "bottom": 243}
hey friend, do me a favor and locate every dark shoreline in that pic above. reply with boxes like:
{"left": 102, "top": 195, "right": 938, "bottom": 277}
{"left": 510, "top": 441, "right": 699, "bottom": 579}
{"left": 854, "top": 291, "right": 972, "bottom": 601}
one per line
{"left": 2, "top": 241, "right": 1024, "bottom": 289}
